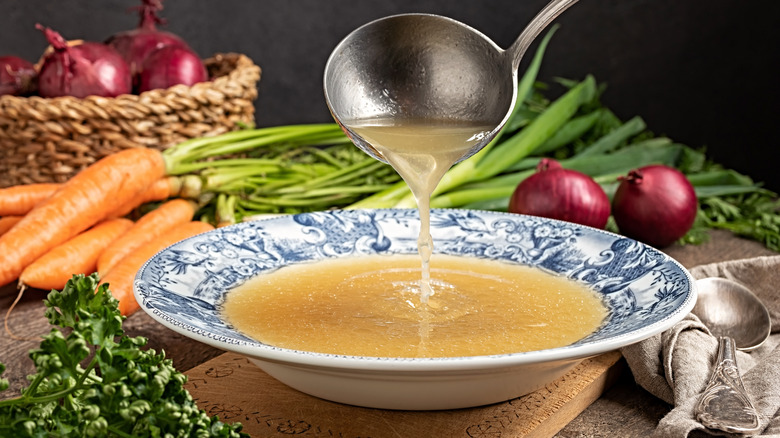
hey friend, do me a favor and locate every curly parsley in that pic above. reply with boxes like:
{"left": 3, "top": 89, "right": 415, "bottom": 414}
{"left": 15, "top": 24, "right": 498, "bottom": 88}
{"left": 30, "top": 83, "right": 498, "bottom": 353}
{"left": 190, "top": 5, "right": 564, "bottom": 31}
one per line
{"left": 0, "top": 274, "right": 247, "bottom": 437}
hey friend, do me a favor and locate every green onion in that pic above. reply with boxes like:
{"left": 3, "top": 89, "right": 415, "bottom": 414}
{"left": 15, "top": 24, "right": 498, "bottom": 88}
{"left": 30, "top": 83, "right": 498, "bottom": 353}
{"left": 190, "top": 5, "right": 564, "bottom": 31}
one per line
{"left": 575, "top": 116, "right": 646, "bottom": 157}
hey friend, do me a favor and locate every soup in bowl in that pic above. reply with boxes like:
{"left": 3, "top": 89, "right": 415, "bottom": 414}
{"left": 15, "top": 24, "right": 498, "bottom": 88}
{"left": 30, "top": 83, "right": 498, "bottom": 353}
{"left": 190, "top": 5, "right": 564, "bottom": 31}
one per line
{"left": 134, "top": 208, "right": 696, "bottom": 410}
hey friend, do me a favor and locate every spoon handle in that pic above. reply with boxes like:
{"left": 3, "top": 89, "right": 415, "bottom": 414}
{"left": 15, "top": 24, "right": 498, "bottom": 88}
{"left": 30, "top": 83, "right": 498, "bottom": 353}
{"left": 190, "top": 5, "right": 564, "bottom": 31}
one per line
{"left": 694, "top": 336, "right": 761, "bottom": 434}
{"left": 508, "top": 0, "right": 579, "bottom": 71}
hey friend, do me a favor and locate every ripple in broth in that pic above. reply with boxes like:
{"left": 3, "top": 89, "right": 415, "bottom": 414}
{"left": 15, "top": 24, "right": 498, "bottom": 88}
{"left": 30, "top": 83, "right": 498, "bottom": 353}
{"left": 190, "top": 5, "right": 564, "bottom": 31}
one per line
{"left": 221, "top": 254, "right": 608, "bottom": 358}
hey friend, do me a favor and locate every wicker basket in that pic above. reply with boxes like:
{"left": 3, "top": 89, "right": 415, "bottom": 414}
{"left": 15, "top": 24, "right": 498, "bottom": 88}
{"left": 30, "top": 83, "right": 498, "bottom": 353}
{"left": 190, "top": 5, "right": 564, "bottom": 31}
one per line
{"left": 0, "top": 52, "right": 261, "bottom": 188}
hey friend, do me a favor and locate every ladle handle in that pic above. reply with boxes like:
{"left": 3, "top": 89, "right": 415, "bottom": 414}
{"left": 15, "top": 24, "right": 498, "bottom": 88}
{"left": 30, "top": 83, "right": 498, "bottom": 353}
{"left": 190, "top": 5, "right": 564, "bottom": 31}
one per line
{"left": 694, "top": 336, "right": 761, "bottom": 434}
{"left": 508, "top": 0, "right": 579, "bottom": 71}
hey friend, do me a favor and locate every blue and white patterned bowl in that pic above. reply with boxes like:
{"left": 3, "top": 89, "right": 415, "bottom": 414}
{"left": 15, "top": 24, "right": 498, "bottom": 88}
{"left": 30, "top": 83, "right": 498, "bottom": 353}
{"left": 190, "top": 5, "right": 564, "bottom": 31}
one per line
{"left": 135, "top": 208, "right": 696, "bottom": 410}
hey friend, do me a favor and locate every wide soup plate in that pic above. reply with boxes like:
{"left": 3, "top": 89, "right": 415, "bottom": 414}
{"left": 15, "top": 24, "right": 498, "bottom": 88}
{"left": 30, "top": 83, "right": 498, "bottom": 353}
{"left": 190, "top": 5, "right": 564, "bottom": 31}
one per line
{"left": 134, "top": 208, "right": 696, "bottom": 410}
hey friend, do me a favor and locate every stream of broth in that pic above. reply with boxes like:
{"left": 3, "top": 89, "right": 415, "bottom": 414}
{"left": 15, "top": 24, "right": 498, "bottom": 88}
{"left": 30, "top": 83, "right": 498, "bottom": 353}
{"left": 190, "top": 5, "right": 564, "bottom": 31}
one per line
{"left": 350, "top": 117, "right": 492, "bottom": 302}
{"left": 222, "top": 254, "right": 607, "bottom": 358}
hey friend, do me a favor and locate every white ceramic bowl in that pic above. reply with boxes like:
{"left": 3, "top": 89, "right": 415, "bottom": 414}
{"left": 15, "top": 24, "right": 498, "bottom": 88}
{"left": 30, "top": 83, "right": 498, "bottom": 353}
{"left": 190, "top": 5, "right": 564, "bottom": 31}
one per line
{"left": 134, "top": 209, "right": 696, "bottom": 410}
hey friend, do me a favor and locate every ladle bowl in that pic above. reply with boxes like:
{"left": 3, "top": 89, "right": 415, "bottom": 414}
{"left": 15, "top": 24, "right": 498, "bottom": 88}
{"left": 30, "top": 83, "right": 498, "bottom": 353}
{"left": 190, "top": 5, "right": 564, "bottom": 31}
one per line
{"left": 323, "top": 0, "right": 578, "bottom": 164}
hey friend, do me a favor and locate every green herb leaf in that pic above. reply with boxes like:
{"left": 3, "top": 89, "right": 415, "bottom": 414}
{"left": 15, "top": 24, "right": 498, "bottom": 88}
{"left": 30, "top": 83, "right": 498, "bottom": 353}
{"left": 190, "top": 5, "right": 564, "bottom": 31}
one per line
{"left": 0, "top": 274, "right": 248, "bottom": 437}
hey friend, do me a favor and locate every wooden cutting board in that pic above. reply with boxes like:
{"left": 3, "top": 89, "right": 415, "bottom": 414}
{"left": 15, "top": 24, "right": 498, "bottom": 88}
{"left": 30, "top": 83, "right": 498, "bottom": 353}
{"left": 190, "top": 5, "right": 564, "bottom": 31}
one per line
{"left": 184, "top": 350, "right": 624, "bottom": 438}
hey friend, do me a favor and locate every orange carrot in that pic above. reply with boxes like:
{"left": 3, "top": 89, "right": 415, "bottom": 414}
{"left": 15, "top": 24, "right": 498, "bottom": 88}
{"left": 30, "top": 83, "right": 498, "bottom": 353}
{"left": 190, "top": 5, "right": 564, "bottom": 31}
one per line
{"left": 98, "top": 198, "right": 197, "bottom": 276}
{"left": 19, "top": 218, "right": 133, "bottom": 291}
{"left": 0, "top": 147, "right": 166, "bottom": 287}
{"left": 107, "top": 176, "right": 185, "bottom": 218}
{"left": 0, "top": 216, "right": 23, "bottom": 236}
{"left": 0, "top": 183, "right": 60, "bottom": 216}
{"left": 99, "top": 220, "right": 214, "bottom": 315}
{"left": 0, "top": 176, "right": 186, "bottom": 220}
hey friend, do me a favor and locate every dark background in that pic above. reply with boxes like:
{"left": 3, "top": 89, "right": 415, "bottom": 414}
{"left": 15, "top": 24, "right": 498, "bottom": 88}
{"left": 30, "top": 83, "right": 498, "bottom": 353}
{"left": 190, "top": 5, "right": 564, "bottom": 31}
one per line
{"left": 2, "top": 0, "right": 778, "bottom": 190}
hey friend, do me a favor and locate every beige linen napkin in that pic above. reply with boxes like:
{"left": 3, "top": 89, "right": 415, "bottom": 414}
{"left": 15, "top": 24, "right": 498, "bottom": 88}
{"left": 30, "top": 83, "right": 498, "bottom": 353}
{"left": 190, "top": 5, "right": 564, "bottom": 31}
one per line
{"left": 621, "top": 255, "right": 780, "bottom": 437}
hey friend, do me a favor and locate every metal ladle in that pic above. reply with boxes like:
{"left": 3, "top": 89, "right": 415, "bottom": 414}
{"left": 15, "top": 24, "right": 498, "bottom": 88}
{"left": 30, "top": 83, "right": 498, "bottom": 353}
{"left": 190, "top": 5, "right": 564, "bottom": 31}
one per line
{"left": 323, "top": 0, "right": 579, "bottom": 164}
{"left": 692, "top": 277, "right": 772, "bottom": 434}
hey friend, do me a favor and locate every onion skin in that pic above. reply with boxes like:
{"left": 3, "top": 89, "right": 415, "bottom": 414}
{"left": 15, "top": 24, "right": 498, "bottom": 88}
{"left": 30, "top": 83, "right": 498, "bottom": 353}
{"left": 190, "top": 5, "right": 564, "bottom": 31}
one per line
{"left": 107, "top": 29, "right": 189, "bottom": 77}
{"left": 612, "top": 164, "right": 698, "bottom": 248}
{"left": 36, "top": 24, "right": 132, "bottom": 98}
{"left": 106, "top": 0, "right": 190, "bottom": 78}
{"left": 136, "top": 45, "right": 207, "bottom": 93}
{"left": 509, "top": 158, "right": 611, "bottom": 229}
{"left": 0, "top": 56, "right": 37, "bottom": 96}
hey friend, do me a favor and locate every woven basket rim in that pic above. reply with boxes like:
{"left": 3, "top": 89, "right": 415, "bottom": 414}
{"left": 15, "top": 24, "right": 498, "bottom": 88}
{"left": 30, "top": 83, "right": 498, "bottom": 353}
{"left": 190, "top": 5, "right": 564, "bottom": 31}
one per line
{"left": 0, "top": 52, "right": 260, "bottom": 117}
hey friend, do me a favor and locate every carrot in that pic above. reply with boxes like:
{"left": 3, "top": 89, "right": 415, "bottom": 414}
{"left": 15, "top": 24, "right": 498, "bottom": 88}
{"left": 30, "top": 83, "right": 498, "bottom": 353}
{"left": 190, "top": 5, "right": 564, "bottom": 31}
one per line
{"left": 107, "top": 176, "right": 185, "bottom": 218}
{"left": 0, "top": 176, "right": 185, "bottom": 220}
{"left": 0, "top": 183, "right": 60, "bottom": 216}
{"left": 0, "top": 216, "right": 23, "bottom": 236}
{"left": 99, "top": 220, "right": 214, "bottom": 315}
{"left": 0, "top": 147, "right": 166, "bottom": 287}
{"left": 98, "top": 198, "right": 197, "bottom": 276}
{"left": 19, "top": 218, "right": 134, "bottom": 291}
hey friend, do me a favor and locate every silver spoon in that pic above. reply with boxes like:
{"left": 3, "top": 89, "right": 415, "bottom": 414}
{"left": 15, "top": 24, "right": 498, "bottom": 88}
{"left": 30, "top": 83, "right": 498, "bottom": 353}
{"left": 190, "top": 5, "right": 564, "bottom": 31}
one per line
{"left": 692, "top": 277, "right": 772, "bottom": 434}
{"left": 323, "top": 0, "right": 579, "bottom": 164}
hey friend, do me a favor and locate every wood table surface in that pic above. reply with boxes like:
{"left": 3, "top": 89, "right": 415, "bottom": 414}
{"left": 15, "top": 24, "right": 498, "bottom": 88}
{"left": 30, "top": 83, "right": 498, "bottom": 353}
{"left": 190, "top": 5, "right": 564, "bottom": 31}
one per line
{"left": 1, "top": 229, "right": 776, "bottom": 437}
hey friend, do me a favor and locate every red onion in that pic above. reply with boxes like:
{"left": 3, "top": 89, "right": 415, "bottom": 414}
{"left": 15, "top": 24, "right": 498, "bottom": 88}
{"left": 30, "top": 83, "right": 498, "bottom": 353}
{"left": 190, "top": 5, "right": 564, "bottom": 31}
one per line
{"left": 36, "top": 24, "right": 132, "bottom": 98}
{"left": 0, "top": 56, "right": 37, "bottom": 96}
{"left": 136, "top": 45, "right": 207, "bottom": 93}
{"left": 106, "top": 0, "right": 190, "bottom": 78}
{"left": 612, "top": 164, "right": 698, "bottom": 248}
{"left": 509, "top": 158, "right": 611, "bottom": 229}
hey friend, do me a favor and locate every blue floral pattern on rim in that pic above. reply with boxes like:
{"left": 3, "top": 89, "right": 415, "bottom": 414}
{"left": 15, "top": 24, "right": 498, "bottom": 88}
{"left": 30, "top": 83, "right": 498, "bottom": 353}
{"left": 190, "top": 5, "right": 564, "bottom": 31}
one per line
{"left": 134, "top": 209, "right": 694, "bottom": 354}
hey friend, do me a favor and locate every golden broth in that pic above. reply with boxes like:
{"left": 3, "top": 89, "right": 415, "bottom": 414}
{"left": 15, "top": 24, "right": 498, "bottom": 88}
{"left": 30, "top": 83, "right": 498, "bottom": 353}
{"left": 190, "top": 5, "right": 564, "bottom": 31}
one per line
{"left": 221, "top": 254, "right": 607, "bottom": 358}
{"left": 350, "top": 118, "right": 492, "bottom": 302}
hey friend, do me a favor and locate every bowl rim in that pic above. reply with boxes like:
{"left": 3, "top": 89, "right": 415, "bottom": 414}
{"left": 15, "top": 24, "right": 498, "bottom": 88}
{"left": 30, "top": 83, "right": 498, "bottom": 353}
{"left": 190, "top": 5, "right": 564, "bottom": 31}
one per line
{"left": 135, "top": 208, "right": 698, "bottom": 373}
